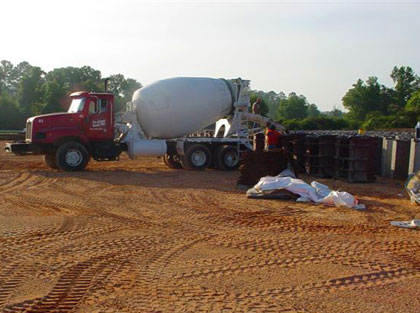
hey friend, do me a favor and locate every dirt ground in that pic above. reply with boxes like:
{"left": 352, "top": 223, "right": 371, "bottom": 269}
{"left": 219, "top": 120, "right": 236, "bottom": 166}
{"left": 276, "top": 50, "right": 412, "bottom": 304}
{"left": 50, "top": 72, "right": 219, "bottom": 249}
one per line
{"left": 1, "top": 141, "right": 420, "bottom": 313}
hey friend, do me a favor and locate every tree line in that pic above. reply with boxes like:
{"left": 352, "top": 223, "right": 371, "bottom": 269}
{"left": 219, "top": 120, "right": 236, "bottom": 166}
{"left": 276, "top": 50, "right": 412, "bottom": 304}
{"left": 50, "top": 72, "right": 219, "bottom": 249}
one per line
{"left": 1, "top": 60, "right": 419, "bottom": 130}
{"left": 251, "top": 65, "right": 420, "bottom": 130}
{"left": 0, "top": 60, "right": 142, "bottom": 130}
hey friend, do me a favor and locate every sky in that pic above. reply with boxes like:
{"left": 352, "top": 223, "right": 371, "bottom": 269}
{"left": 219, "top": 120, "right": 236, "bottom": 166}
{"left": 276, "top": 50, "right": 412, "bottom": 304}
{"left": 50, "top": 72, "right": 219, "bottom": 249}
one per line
{"left": 1, "top": 0, "right": 420, "bottom": 111}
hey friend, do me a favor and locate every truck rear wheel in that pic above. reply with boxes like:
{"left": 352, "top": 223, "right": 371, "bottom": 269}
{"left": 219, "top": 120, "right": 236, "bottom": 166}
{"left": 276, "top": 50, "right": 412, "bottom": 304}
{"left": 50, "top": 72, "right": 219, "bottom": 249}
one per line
{"left": 180, "top": 144, "right": 211, "bottom": 170}
{"left": 215, "top": 145, "right": 240, "bottom": 171}
{"left": 163, "top": 152, "right": 182, "bottom": 169}
{"left": 56, "top": 141, "right": 89, "bottom": 171}
{"left": 43, "top": 153, "right": 58, "bottom": 169}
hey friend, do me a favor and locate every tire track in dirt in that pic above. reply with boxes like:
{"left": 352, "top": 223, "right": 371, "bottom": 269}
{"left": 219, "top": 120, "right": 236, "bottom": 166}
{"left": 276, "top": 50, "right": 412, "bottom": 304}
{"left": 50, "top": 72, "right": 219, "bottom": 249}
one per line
{"left": 121, "top": 189, "right": 229, "bottom": 237}
{"left": 1, "top": 234, "right": 164, "bottom": 312}
{"left": 151, "top": 227, "right": 420, "bottom": 311}
{"left": 118, "top": 235, "right": 219, "bottom": 312}
{"left": 145, "top": 268, "right": 420, "bottom": 312}
{"left": 3, "top": 255, "right": 113, "bottom": 312}
{"left": 2, "top": 224, "right": 414, "bottom": 310}
{"left": 170, "top": 234, "right": 420, "bottom": 280}
{"left": 87, "top": 190, "right": 420, "bottom": 311}
{"left": 0, "top": 172, "right": 21, "bottom": 187}
{"left": 4, "top": 190, "right": 172, "bottom": 232}
{"left": 0, "top": 172, "right": 58, "bottom": 195}
{"left": 1, "top": 153, "right": 420, "bottom": 312}
{"left": 0, "top": 264, "right": 26, "bottom": 309}
{"left": 0, "top": 224, "right": 127, "bottom": 266}
{"left": 0, "top": 172, "right": 29, "bottom": 194}
{"left": 169, "top": 192, "right": 395, "bottom": 236}
{"left": 1, "top": 192, "right": 161, "bottom": 242}
{"left": 264, "top": 268, "right": 420, "bottom": 298}
{"left": 75, "top": 235, "right": 217, "bottom": 312}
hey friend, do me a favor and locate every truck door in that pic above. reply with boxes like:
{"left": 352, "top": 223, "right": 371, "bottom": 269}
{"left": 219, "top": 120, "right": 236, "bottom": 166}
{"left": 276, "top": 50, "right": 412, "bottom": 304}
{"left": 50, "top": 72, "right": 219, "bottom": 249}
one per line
{"left": 86, "top": 97, "right": 113, "bottom": 140}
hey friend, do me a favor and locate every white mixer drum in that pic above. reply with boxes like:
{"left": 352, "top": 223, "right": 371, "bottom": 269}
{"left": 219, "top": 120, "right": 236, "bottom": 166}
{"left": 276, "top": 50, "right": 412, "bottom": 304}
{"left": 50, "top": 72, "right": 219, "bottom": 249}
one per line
{"left": 132, "top": 77, "right": 233, "bottom": 139}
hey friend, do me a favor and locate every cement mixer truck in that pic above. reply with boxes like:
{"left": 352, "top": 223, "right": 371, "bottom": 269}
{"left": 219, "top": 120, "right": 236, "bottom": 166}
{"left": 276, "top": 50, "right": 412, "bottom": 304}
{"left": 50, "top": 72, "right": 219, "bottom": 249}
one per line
{"left": 5, "top": 77, "right": 283, "bottom": 171}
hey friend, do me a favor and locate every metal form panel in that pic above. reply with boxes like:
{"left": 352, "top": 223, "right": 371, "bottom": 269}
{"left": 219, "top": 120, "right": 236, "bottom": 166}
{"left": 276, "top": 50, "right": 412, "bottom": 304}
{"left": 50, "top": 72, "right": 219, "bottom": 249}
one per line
{"left": 304, "top": 135, "right": 336, "bottom": 178}
{"left": 280, "top": 134, "right": 294, "bottom": 151}
{"left": 381, "top": 138, "right": 393, "bottom": 177}
{"left": 409, "top": 139, "right": 420, "bottom": 175}
{"left": 292, "top": 133, "right": 306, "bottom": 173}
{"left": 304, "top": 136, "right": 319, "bottom": 176}
{"left": 253, "top": 133, "right": 265, "bottom": 152}
{"left": 374, "top": 137, "right": 383, "bottom": 176}
{"left": 334, "top": 136, "right": 375, "bottom": 183}
{"left": 317, "top": 135, "right": 336, "bottom": 178}
{"left": 391, "top": 139, "right": 411, "bottom": 180}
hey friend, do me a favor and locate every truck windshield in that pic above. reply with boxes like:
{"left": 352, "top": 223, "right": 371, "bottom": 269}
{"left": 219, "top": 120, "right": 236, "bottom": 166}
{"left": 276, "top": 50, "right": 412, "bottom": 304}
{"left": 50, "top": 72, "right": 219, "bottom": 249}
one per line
{"left": 68, "top": 98, "right": 86, "bottom": 113}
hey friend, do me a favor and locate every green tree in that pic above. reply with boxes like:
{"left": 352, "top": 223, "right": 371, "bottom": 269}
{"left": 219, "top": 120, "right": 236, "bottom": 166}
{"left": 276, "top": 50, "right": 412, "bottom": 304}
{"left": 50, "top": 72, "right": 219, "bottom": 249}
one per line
{"left": 324, "top": 108, "right": 344, "bottom": 118}
{"left": 18, "top": 67, "right": 44, "bottom": 118}
{"left": 0, "top": 92, "right": 22, "bottom": 129}
{"left": 1, "top": 61, "right": 145, "bottom": 127}
{"left": 42, "top": 66, "right": 104, "bottom": 111}
{"left": 45, "top": 66, "right": 102, "bottom": 92}
{"left": 0, "top": 60, "right": 15, "bottom": 93}
{"left": 390, "top": 66, "right": 420, "bottom": 109}
{"left": 0, "top": 60, "right": 34, "bottom": 96}
{"left": 406, "top": 89, "right": 420, "bottom": 112}
{"left": 108, "top": 74, "right": 142, "bottom": 112}
{"left": 124, "top": 78, "right": 142, "bottom": 98}
{"left": 342, "top": 77, "right": 391, "bottom": 120}
{"left": 41, "top": 80, "right": 67, "bottom": 113}
{"left": 282, "top": 116, "right": 348, "bottom": 130}
{"left": 307, "top": 103, "right": 321, "bottom": 117}
{"left": 276, "top": 92, "right": 308, "bottom": 120}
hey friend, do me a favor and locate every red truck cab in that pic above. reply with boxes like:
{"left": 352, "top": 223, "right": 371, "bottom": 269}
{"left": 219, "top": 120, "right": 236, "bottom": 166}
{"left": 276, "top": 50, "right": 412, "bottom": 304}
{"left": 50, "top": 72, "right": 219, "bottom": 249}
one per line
{"left": 5, "top": 91, "right": 124, "bottom": 171}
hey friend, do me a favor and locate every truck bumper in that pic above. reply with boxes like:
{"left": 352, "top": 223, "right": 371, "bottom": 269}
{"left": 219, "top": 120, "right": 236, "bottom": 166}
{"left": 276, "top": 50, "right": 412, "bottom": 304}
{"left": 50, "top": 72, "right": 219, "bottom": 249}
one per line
{"left": 4, "top": 142, "right": 43, "bottom": 155}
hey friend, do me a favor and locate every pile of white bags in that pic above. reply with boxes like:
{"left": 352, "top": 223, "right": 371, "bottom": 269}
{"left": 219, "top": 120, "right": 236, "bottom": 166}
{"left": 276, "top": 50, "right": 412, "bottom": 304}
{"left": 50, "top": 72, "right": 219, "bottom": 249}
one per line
{"left": 247, "top": 170, "right": 365, "bottom": 210}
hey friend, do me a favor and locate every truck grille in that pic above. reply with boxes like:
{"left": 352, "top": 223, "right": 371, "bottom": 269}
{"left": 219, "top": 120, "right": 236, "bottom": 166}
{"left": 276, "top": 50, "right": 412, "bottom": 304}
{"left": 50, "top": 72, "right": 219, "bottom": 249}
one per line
{"left": 26, "top": 121, "right": 32, "bottom": 141}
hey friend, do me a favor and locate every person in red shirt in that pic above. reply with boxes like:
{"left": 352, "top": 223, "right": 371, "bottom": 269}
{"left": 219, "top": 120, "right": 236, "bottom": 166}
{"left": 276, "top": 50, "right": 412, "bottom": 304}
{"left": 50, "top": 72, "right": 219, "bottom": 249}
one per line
{"left": 266, "top": 125, "right": 281, "bottom": 150}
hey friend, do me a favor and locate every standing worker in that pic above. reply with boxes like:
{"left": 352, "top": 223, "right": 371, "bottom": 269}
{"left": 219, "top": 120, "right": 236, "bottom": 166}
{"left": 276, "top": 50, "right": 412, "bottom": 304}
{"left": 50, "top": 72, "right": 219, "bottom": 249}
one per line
{"left": 266, "top": 125, "right": 281, "bottom": 150}
{"left": 251, "top": 98, "right": 261, "bottom": 114}
{"left": 250, "top": 98, "right": 262, "bottom": 130}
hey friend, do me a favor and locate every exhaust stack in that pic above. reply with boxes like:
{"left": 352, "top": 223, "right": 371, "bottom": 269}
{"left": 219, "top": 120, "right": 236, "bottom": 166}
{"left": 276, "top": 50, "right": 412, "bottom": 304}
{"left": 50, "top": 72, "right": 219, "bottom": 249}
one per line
{"left": 104, "top": 78, "right": 110, "bottom": 93}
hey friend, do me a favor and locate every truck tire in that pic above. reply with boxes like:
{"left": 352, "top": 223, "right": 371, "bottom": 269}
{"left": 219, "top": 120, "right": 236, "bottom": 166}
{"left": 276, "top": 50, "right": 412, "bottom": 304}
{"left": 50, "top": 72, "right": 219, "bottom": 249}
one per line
{"left": 214, "top": 145, "right": 240, "bottom": 171}
{"left": 55, "top": 141, "right": 89, "bottom": 171}
{"left": 180, "top": 144, "right": 211, "bottom": 171}
{"left": 43, "top": 153, "right": 59, "bottom": 169}
{"left": 163, "top": 152, "right": 182, "bottom": 169}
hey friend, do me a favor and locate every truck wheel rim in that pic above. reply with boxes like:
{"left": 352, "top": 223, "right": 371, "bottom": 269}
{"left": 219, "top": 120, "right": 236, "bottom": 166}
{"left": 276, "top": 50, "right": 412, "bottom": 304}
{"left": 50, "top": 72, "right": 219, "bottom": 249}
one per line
{"left": 65, "top": 149, "right": 83, "bottom": 167}
{"left": 224, "top": 151, "right": 238, "bottom": 167}
{"left": 191, "top": 151, "right": 206, "bottom": 167}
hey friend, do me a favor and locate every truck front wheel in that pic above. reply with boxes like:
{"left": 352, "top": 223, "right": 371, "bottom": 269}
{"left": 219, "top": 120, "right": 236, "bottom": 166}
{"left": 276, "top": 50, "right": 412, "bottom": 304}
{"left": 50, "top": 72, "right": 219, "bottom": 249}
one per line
{"left": 43, "top": 153, "right": 59, "bottom": 169}
{"left": 180, "top": 144, "right": 211, "bottom": 170}
{"left": 56, "top": 142, "right": 89, "bottom": 171}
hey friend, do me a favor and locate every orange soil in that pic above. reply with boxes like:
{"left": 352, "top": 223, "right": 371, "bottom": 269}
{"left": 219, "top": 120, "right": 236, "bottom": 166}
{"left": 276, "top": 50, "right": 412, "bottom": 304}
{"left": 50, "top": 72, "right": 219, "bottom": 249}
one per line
{"left": 0, "top": 141, "right": 420, "bottom": 313}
